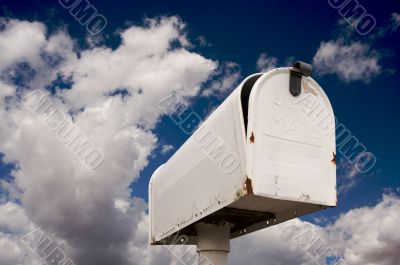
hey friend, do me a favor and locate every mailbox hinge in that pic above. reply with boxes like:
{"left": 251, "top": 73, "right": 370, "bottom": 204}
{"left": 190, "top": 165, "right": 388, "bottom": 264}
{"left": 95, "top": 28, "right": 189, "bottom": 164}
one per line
{"left": 289, "top": 61, "right": 313, "bottom": 97}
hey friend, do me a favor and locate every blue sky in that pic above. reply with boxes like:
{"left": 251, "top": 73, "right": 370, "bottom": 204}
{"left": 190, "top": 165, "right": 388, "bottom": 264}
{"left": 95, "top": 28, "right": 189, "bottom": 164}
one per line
{"left": 0, "top": 1, "right": 399, "bottom": 265}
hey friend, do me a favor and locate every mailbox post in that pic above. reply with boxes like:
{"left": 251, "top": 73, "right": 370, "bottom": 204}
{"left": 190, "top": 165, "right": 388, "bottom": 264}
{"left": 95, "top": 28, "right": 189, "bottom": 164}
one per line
{"left": 149, "top": 62, "right": 336, "bottom": 265}
{"left": 196, "top": 222, "right": 230, "bottom": 264}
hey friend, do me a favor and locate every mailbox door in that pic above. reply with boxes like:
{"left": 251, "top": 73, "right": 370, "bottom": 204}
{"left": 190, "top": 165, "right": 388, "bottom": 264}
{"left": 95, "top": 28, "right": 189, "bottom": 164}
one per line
{"left": 246, "top": 68, "right": 336, "bottom": 206}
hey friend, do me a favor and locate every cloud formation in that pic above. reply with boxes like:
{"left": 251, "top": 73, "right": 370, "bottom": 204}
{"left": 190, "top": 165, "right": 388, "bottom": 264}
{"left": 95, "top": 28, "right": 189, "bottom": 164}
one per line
{"left": 390, "top": 12, "right": 400, "bottom": 31}
{"left": 313, "top": 39, "right": 380, "bottom": 82}
{"left": 0, "top": 16, "right": 216, "bottom": 265}
{"left": 230, "top": 193, "right": 400, "bottom": 265}
{"left": 256, "top": 53, "right": 278, "bottom": 72}
{"left": 201, "top": 62, "right": 241, "bottom": 97}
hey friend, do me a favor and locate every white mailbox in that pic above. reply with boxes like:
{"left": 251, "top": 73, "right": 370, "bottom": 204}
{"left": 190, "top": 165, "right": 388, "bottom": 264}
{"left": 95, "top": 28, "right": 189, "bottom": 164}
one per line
{"left": 149, "top": 62, "right": 336, "bottom": 247}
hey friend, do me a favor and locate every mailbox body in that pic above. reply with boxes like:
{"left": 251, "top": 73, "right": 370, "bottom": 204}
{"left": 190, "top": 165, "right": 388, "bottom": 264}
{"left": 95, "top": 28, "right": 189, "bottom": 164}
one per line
{"left": 149, "top": 67, "right": 336, "bottom": 245}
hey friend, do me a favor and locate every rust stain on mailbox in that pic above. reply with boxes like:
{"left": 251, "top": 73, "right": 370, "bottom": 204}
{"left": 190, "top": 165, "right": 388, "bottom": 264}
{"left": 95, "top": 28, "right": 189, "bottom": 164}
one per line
{"left": 331, "top": 152, "right": 336, "bottom": 165}
{"left": 244, "top": 176, "right": 254, "bottom": 195}
{"left": 250, "top": 132, "right": 255, "bottom": 143}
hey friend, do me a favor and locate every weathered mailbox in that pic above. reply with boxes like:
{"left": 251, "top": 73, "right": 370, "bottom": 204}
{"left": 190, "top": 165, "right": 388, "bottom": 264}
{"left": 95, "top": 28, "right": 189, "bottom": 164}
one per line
{"left": 149, "top": 62, "right": 336, "bottom": 264}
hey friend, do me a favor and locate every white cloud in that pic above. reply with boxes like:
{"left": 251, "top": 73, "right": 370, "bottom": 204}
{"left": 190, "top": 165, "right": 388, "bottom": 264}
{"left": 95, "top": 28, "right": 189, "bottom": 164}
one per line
{"left": 197, "top": 35, "right": 209, "bottom": 47}
{"left": 0, "top": 234, "right": 26, "bottom": 265}
{"left": 390, "top": 12, "right": 400, "bottom": 31}
{"left": 337, "top": 158, "right": 362, "bottom": 194}
{"left": 0, "top": 202, "right": 35, "bottom": 265}
{"left": 201, "top": 62, "right": 241, "bottom": 97}
{"left": 313, "top": 39, "right": 380, "bottom": 82}
{"left": 0, "top": 19, "right": 46, "bottom": 72}
{"left": 231, "top": 193, "right": 400, "bottom": 265}
{"left": 230, "top": 219, "right": 312, "bottom": 265}
{"left": 0, "top": 178, "right": 23, "bottom": 204}
{"left": 0, "top": 202, "right": 34, "bottom": 234}
{"left": 0, "top": 16, "right": 217, "bottom": 265}
{"left": 329, "top": 193, "right": 400, "bottom": 265}
{"left": 160, "top": 144, "right": 174, "bottom": 155}
{"left": 256, "top": 53, "right": 278, "bottom": 72}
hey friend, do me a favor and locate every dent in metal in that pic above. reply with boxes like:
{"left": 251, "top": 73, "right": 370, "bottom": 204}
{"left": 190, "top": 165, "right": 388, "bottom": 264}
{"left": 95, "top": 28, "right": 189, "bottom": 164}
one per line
{"left": 300, "top": 193, "right": 311, "bottom": 201}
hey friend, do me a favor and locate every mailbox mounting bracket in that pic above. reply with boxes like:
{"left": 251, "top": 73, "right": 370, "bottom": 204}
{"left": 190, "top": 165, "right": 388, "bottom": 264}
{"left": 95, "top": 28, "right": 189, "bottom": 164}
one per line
{"left": 289, "top": 61, "right": 313, "bottom": 97}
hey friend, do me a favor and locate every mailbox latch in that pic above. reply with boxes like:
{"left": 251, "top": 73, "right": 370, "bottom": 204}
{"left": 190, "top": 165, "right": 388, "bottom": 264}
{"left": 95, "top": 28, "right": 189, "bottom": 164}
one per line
{"left": 289, "top": 61, "right": 312, "bottom": 97}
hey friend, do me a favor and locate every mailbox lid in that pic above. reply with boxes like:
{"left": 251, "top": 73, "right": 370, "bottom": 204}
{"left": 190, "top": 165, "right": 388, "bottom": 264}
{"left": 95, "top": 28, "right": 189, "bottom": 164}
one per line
{"left": 246, "top": 68, "right": 336, "bottom": 206}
